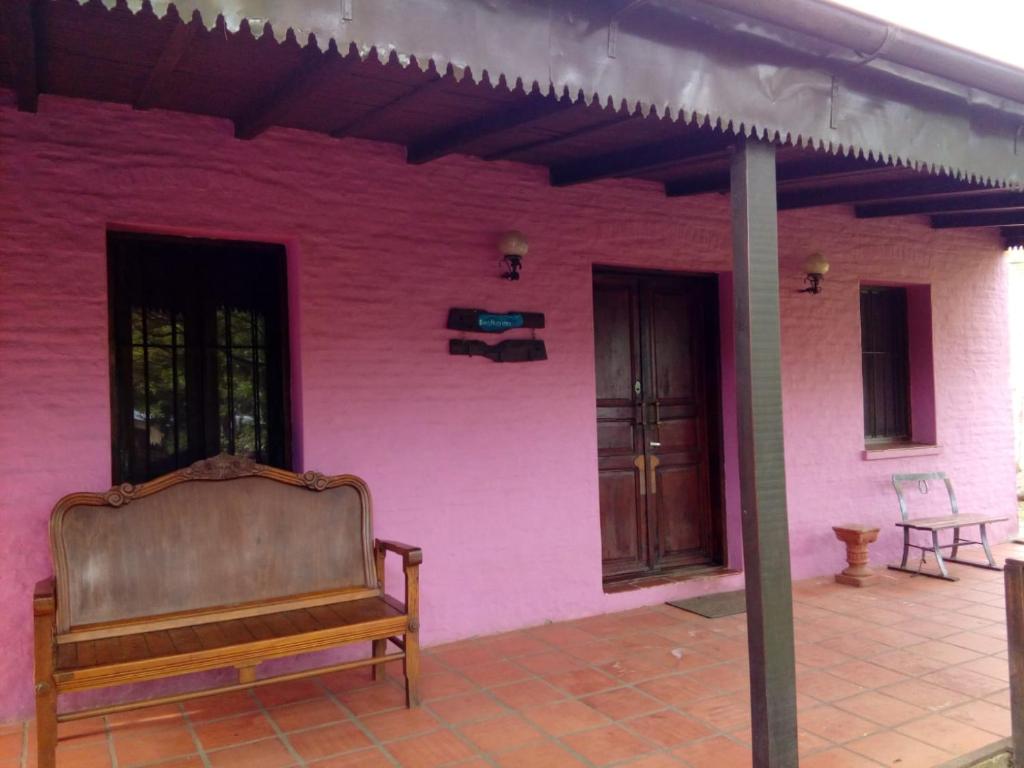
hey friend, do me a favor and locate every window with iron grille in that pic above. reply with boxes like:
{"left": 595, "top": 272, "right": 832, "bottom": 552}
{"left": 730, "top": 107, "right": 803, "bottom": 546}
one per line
{"left": 860, "top": 286, "right": 910, "bottom": 442}
{"left": 108, "top": 232, "right": 291, "bottom": 484}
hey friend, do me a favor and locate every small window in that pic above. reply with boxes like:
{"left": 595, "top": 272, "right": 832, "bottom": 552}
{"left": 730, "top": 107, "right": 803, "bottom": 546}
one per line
{"left": 860, "top": 286, "right": 911, "bottom": 442}
{"left": 108, "top": 232, "right": 291, "bottom": 484}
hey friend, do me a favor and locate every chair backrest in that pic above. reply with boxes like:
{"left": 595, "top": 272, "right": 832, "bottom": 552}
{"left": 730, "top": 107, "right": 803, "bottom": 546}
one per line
{"left": 892, "top": 472, "right": 958, "bottom": 522}
{"left": 50, "top": 454, "right": 376, "bottom": 637}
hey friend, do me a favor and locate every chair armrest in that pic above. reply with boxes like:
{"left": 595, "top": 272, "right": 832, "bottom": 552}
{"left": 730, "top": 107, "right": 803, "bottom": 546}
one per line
{"left": 34, "top": 578, "right": 55, "bottom": 616}
{"left": 375, "top": 539, "right": 423, "bottom": 567}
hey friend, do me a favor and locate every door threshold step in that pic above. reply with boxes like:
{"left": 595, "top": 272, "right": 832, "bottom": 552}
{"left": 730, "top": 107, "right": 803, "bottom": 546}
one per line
{"left": 603, "top": 565, "right": 740, "bottom": 594}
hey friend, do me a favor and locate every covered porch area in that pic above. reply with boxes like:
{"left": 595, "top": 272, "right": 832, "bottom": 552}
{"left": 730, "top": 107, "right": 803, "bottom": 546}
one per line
{"left": 1, "top": 544, "right": 1017, "bottom": 767}
{"left": 1, "top": 1, "right": 1022, "bottom": 766}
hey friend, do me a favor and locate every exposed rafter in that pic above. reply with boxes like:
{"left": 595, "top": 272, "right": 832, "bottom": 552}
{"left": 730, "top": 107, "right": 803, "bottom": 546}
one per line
{"left": 930, "top": 210, "right": 1024, "bottom": 229}
{"left": 234, "top": 47, "right": 334, "bottom": 140}
{"left": 134, "top": 17, "right": 197, "bottom": 110}
{"left": 776, "top": 176, "right": 982, "bottom": 210}
{"left": 665, "top": 153, "right": 884, "bottom": 197}
{"left": 1, "top": 0, "right": 40, "bottom": 112}
{"left": 330, "top": 74, "right": 445, "bottom": 139}
{"left": 855, "top": 191, "right": 1024, "bottom": 218}
{"left": 549, "top": 131, "right": 735, "bottom": 187}
{"left": 483, "top": 113, "right": 638, "bottom": 162}
{"left": 407, "top": 93, "right": 574, "bottom": 165}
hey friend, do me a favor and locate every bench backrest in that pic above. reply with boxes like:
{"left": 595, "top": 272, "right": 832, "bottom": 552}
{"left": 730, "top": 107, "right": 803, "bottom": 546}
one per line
{"left": 50, "top": 454, "right": 376, "bottom": 638}
{"left": 892, "top": 472, "right": 958, "bottom": 522}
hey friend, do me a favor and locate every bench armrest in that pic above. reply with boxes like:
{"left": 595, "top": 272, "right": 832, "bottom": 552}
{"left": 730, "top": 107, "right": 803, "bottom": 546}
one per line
{"left": 375, "top": 539, "right": 423, "bottom": 567}
{"left": 34, "top": 578, "right": 55, "bottom": 616}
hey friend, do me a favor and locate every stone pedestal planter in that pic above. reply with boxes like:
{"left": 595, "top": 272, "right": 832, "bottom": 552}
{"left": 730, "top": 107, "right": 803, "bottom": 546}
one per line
{"left": 832, "top": 524, "right": 880, "bottom": 587}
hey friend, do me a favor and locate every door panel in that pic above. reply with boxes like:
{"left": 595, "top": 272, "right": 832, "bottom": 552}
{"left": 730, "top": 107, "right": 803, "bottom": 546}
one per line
{"left": 593, "top": 271, "right": 722, "bottom": 582}
{"left": 594, "top": 280, "right": 648, "bottom": 578}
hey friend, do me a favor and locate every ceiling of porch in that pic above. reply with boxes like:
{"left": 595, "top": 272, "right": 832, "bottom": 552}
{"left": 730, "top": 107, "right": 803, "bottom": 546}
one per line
{"left": 3, "top": 0, "right": 1023, "bottom": 249}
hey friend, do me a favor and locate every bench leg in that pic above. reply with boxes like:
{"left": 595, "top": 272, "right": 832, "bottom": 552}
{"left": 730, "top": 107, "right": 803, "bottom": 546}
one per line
{"left": 931, "top": 530, "right": 951, "bottom": 580}
{"left": 980, "top": 523, "right": 997, "bottom": 567}
{"left": 899, "top": 527, "right": 910, "bottom": 569}
{"left": 404, "top": 629, "right": 420, "bottom": 708}
{"left": 34, "top": 615, "right": 57, "bottom": 768}
{"left": 951, "top": 526, "right": 961, "bottom": 559}
{"left": 371, "top": 639, "right": 387, "bottom": 681}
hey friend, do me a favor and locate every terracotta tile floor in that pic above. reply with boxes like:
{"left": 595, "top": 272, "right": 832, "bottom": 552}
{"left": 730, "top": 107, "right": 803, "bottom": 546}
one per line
{"left": 4, "top": 543, "right": 1022, "bottom": 767}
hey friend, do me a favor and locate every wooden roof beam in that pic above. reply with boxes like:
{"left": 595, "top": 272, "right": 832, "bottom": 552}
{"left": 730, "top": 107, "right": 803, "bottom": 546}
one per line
{"left": 134, "top": 17, "right": 198, "bottom": 110}
{"left": 549, "top": 131, "right": 735, "bottom": 187}
{"left": 406, "top": 92, "right": 574, "bottom": 165}
{"left": 930, "top": 210, "right": 1024, "bottom": 229}
{"left": 776, "top": 176, "right": 982, "bottom": 210}
{"left": 1, "top": 0, "right": 40, "bottom": 112}
{"left": 234, "top": 47, "right": 332, "bottom": 140}
{"left": 665, "top": 153, "right": 883, "bottom": 197}
{"left": 855, "top": 191, "right": 1024, "bottom": 218}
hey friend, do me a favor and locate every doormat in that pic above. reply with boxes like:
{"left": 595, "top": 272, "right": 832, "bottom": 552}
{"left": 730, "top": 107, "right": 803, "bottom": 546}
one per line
{"left": 666, "top": 590, "right": 746, "bottom": 619}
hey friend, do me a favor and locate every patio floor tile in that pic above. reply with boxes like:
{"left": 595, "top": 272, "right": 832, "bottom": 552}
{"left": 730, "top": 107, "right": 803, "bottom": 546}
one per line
{"left": 457, "top": 714, "right": 544, "bottom": 752}
{"left": 206, "top": 738, "right": 296, "bottom": 768}
{"left": 493, "top": 740, "right": 590, "bottom": 767}
{"left": 522, "top": 699, "right": 612, "bottom": 736}
{"left": 832, "top": 690, "right": 930, "bottom": 726}
{"left": 670, "top": 735, "right": 752, "bottom": 767}
{"left": 799, "top": 705, "right": 882, "bottom": 743}
{"left": 581, "top": 687, "right": 664, "bottom": 720}
{"left": 287, "top": 721, "right": 374, "bottom": 761}
{"left": 943, "top": 698, "right": 1013, "bottom": 736}
{"left": 427, "top": 691, "right": 508, "bottom": 725}
{"left": 268, "top": 698, "right": 349, "bottom": 732}
{"left": 621, "top": 709, "right": 714, "bottom": 746}
{"left": 896, "top": 714, "right": 1001, "bottom": 754}
{"left": 846, "top": 730, "right": 952, "bottom": 768}
{"left": 308, "top": 747, "right": 395, "bottom": 767}
{"left": 192, "top": 711, "right": 277, "bottom": 750}
{"left": 384, "top": 729, "right": 476, "bottom": 768}
{"left": 560, "top": 723, "right": 657, "bottom": 766}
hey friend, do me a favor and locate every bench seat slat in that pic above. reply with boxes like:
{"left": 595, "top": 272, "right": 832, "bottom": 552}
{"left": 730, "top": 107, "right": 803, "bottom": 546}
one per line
{"left": 896, "top": 513, "right": 1007, "bottom": 531}
{"left": 55, "top": 596, "right": 404, "bottom": 685}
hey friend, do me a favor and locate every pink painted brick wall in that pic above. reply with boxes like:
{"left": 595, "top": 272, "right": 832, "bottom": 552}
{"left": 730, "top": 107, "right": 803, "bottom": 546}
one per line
{"left": 0, "top": 92, "right": 1016, "bottom": 721}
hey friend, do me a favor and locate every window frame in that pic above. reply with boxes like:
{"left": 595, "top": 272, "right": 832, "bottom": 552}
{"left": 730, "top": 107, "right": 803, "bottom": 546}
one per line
{"left": 107, "top": 231, "right": 293, "bottom": 484}
{"left": 860, "top": 285, "right": 912, "bottom": 445}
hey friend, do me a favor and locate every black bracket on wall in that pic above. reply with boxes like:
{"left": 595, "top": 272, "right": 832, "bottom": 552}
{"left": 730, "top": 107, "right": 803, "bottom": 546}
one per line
{"left": 449, "top": 339, "right": 548, "bottom": 363}
{"left": 447, "top": 308, "right": 545, "bottom": 333}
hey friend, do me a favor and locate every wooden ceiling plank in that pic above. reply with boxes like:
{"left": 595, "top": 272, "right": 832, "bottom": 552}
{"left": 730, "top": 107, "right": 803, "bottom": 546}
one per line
{"left": 2, "top": 0, "right": 40, "bottom": 112}
{"left": 134, "top": 20, "right": 197, "bottom": 111}
{"left": 549, "top": 131, "right": 734, "bottom": 187}
{"left": 665, "top": 153, "right": 883, "bottom": 197}
{"left": 406, "top": 93, "right": 575, "bottom": 165}
{"left": 929, "top": 210, "right": 1024, "bottom": 229}
{"left": 330, "top": 74, "right": 445, "bottom": 139}
{"left": 234, "top": 47, "right": 335, "bottom": 140}
{"left": 855, "top": 191, "right": 1024, "bottom": 218}
{"left": 776, "top": 176, "right": 981, "bottom": 210}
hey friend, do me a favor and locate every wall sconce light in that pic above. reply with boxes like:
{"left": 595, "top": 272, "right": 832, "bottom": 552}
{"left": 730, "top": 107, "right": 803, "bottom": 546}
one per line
{"left": 800, "top": 252, "right": 830, "bottom": 294}
{"left": 499, "top": 230, "right": 529, "bottom": 281}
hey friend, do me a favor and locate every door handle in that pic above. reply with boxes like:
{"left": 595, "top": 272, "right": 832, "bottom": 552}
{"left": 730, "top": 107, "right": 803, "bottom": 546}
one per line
{"left": 633, "top": 455, "right": 646, "bottom": 496}
{"left": 648, "top": 455, "right": 660, "bottom": 495}
{"left": 649, "top": 441, "right": 661, "bottom": 448}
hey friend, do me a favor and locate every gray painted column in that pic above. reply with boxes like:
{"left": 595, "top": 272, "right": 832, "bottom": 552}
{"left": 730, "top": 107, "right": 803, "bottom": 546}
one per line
{"left": 730, "top": 136, "right": 799, "bottom": 766}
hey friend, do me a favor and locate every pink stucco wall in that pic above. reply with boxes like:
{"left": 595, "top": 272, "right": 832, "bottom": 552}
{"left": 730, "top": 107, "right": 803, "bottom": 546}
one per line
{"left": 0, "top": 91, "right": 1016, "bottom": 722}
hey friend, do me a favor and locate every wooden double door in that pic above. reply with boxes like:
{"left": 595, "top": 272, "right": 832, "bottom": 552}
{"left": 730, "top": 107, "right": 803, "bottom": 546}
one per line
{"left": 593, "top": 271, "right": 723, "bottom": 582}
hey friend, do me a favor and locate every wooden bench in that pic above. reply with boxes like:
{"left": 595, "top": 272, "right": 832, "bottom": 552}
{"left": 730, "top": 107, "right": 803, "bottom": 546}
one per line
{"left": 887, "top": 471, "right": 1006, "bottom": 581}
{"left": 33, "top": 454, "right": 421, "bottom": 768}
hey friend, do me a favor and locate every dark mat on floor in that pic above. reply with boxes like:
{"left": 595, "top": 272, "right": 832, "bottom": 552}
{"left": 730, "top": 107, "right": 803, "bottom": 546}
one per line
{"left": 666, "top": 590, "right": 746, "bottom": 619}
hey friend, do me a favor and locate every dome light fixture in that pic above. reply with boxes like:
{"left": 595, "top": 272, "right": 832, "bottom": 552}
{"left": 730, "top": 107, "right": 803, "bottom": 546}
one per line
{"left": 498, "top": 230, "right": 529, "bottom": 281}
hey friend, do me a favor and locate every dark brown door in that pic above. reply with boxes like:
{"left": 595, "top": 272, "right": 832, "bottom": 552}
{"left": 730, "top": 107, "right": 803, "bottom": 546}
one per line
{"left": 594, "top": 271, "right": 722, "bottom": 582}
